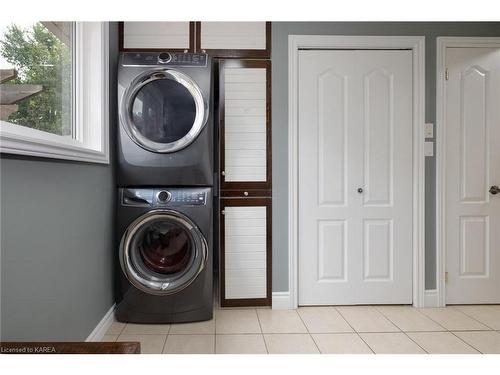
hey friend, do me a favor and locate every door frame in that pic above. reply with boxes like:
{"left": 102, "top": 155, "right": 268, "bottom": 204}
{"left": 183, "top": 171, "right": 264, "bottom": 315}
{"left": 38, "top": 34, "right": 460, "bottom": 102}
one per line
{"left": 435, "top": 37, "right": 500, "bottom": 307}
{"left": 287, "top": 35, "right": 426, "bottom": 309}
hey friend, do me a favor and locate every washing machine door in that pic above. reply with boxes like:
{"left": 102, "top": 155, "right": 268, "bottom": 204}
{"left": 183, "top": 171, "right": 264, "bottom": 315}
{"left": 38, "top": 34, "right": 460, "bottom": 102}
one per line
{"left": 120, "top": 69, "right": 207, "bottom": 153}
{"left": 120, "top": 210, "right": 207, "bottom": 295}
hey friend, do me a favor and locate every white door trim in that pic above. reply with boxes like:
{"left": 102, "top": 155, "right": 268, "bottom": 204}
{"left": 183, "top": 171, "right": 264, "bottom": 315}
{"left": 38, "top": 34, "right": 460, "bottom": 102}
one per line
{"left": 288, "top": 35, "right": 426, "bottom": 309}
{"left": 435, "top": 37, "right": 500, "bottom": 307}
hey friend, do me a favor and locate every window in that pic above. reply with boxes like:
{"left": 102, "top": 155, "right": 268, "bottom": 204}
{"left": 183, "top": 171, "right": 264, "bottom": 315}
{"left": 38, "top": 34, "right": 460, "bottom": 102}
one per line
{"left": 0, "top": 22, "right": 109, "bottom": 163}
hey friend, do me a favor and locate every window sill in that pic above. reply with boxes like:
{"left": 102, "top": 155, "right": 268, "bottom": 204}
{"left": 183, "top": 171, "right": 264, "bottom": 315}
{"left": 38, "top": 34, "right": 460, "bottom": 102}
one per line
{"left": 0, "top": 22, "right": 110, "bottom": 165}
{"left": 0, "top": 120, "right": 109, "bottom": 164}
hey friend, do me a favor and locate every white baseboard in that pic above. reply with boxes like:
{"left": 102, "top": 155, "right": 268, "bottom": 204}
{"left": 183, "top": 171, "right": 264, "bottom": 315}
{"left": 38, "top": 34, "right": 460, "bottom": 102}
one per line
{"left": 86, "top": 304, "right": 116, "bottom": 342}
{"left": 424, "top": 289, "right": 441, "bottom": 307}
{"left": 272, "top": 291, "right": 292, "bottom": 310}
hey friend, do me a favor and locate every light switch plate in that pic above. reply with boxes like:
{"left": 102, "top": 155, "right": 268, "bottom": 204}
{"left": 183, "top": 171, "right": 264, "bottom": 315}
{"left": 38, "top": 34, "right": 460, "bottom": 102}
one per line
{"left": 425, "top": 141, "right": 434, "bottom": 157}
{"left": 424, "top": 123, "right": 434, "bottom": 138}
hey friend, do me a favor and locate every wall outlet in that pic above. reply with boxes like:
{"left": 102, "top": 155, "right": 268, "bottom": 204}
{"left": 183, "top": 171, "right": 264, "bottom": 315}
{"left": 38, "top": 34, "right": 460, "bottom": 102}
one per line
{"left": 424, "top": 123, "right": 434, "bottom": 138}
{"left": 425, "top": 141, "right": 434, "bottom": 157}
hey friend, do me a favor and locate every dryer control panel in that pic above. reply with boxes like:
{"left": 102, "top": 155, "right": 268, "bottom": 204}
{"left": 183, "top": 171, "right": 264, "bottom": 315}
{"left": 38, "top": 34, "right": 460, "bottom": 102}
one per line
{"left": 122, "top": 52, "right": 208, "bottom": 67}
{"left": 155, "top": 189, "right": 207, "bottom": 206}
{"left": 122, "top": 187, "right": 208, "bottom": 207}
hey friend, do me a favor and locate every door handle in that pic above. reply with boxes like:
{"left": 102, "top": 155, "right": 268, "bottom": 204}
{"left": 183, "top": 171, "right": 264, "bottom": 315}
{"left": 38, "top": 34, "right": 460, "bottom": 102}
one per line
{"left": 489, "top": 185, "right": 500, "bottom": 195}
{"left": 357, "top": 188, "right": 364, "bottom": 194}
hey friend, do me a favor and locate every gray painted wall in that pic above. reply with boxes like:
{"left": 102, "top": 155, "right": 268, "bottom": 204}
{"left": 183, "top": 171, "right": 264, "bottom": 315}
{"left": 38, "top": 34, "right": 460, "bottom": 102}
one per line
{"left": 271, "top": 22, "right": 500, "bottom": 292}
{"left": 0, "top": 22, "right": 119, "bottom": 341}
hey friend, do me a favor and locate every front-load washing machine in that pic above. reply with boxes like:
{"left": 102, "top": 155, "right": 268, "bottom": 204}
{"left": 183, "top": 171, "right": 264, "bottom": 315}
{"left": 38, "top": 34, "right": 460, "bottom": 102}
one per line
{"left": 115, "top": 187, "right": 213, "bottom": 323}
{"left": 117, "top": 52, "right": 213, "bottom": 186}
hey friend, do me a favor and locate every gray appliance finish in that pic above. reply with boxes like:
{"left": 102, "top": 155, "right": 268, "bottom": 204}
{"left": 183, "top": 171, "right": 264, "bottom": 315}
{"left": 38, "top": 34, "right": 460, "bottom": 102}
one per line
{"left": 115, "top": 187, "right": 213, "bottom": 323}
{"left": 117, "top": 52, "right": 214, "bottom": 186}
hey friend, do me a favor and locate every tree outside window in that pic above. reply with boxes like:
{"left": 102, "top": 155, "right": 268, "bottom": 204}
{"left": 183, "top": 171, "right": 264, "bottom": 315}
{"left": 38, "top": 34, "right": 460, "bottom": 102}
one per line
{"left": 0, "top": 22, "right": 73, "bottom": 136}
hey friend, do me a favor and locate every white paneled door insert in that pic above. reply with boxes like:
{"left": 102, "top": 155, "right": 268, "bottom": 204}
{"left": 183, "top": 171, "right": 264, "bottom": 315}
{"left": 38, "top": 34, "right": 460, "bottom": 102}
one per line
{"left": 224, "top": 205, "right": 267, "bottom": 300}
{"left": 199, "top": 22, "right": 267, "bottom": 51}
{"left": 298, "top": 50, "right": 413, "bottom": 305}
{"left": 444, "top": 46, "right": 500, "bottom": 304}
{"left": 224, "top": 66, "right": 267, "bottom": 182}
{"left": 122, "top": 22, "right": 192, "bottom": 50}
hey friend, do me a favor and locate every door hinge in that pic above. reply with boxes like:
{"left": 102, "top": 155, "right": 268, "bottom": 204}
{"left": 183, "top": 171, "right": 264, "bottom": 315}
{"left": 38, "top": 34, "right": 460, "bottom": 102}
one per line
{"left": 445, "top": 68, "right": 449, "bottom": 81}
{"left": 445, "top": 271, "right": 449, "bottom": 283}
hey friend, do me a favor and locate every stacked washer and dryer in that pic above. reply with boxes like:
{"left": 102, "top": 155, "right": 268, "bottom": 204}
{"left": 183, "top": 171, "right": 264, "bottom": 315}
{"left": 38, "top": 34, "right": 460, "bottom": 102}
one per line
{"left": 115, "top": 52, "right": 214, "bottom": 323}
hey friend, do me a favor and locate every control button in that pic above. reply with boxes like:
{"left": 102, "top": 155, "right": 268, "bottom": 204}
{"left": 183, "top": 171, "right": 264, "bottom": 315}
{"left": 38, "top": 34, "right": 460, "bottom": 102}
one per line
{"left": 158, "top": 52, "right": 171, "bottom": 64}
{"left": 157, "top": 190, "right": 171, "bottom": 203}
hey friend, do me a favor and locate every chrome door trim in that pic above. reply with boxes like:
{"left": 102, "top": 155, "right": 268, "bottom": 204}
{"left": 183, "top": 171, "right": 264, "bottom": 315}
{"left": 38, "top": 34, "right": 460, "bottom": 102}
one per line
{"left": 120, "top": 209, "right": 207, "bottom": 295}
{"left": 120, "top": 69, "right": 208, "bottom": 153}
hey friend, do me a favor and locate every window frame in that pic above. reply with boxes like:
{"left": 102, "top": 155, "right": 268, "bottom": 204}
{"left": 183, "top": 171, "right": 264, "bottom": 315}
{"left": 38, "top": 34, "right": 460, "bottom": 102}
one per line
{"left": 0, "top": 22, "right": 110, "bottom": 164}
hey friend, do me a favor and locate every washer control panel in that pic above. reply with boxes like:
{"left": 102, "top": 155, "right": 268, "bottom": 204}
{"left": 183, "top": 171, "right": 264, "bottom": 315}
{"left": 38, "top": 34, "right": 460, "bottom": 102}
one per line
{"left": 122, "top": 52, "right": 208, "bottom": 67}
{"left": 121, "top": 188, "right": 208, "bottom": 207}
{"left": 161, "top": 189, "right": 207, "bottom": 206}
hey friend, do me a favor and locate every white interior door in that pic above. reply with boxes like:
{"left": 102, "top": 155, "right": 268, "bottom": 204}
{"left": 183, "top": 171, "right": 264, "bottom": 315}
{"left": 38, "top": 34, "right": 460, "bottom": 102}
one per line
{"left": 445, "top": 46, "right": 500, "bottom": 304}
{"left": 298, "top": 50, "right": 413, "bottom": 305}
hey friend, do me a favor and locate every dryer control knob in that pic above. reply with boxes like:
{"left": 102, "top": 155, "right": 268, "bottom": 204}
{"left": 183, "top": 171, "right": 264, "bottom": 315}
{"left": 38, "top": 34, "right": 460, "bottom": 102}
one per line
{"left": 157, "top": 190, "right": 171, "bottom": 203}
{"left": 158, "top": 52, "right": 171, "bottom": 64}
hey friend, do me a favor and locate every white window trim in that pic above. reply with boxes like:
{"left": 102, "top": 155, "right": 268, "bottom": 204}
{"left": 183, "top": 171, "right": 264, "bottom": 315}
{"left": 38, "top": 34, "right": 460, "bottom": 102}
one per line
{"left": 0, "top": 22, "right": 109, "bottom": 164}
{"left": 284, "top": 35, "right": 426, "bottom": 310}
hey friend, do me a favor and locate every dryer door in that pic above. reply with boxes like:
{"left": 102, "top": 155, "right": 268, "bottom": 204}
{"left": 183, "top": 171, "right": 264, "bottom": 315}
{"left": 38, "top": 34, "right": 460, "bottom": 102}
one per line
{"left": 121, "top": 69, "right": 207, "bottom": 153}
{"left": 120, "top": 210, "right": 207, "bottom": 295}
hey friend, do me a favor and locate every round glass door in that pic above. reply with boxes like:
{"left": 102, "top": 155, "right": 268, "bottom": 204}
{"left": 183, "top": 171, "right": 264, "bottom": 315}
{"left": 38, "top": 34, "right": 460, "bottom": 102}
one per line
{"left": 138, "top": 219, "right": 192, "bottom": 275}
{"left": 120, "top": 210, "right": 207, "bottom": 295}
{"left": 121, "top": 69, "right": 207, "bottom": 153}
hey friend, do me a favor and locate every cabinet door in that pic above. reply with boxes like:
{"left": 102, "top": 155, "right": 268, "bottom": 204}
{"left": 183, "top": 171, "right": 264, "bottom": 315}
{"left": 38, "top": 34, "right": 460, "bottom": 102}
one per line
{"left": 220, "top": 60, "right": 271, "bottom": 191}
{"left": 196, "top": 22, "right": 270, "bottom": 58}
{"left": 119, "top": 22, "right": 194, "bottom": 51}
{"left": 220, "top": 198, "right": 271, "bottom": 307}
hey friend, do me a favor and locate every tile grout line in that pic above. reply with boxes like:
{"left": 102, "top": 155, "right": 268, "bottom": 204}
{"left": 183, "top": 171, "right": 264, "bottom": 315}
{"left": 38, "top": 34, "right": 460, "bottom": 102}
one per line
{"left": 448, "top": 306, "right": 496, "bottom": 331}
{"left": 448, "top": 331, "right": 484, "bottom": 354}
{"left": 398, "top": 307, "right": 485, "bottom": 354}
{"left": 373, "top": 306, "right": 429, "bottom": 354}
{"left": 112, "top": 322, "right": 127, "bottom": 340}
{"left": 371, "top": 306, "right": 403, "bottom": 333}
{"left": 334, "top": 307, "right": 375, "bottom": 354}
{"left": 418, "top": 308, "right": 492, "bottom": 332}
{"left": 402, "top": 332, "right": 429, "bottom": 354}
{"left": 160, "top": 334, "right": 168, "bottom": 354}
{"left": 417, "top": 309, "right": 455, "bottom": 333}
{"left": 163, "top": 323, "right": 171, "bottom": 353}
{"left": 329, "top": 306, "right": 357, "bottom": 334}
{"left": 295, "top": 308, "right": 321, "bottom": 353}
{"left": 255, "top": 308, "right": 269, "bottom": 354}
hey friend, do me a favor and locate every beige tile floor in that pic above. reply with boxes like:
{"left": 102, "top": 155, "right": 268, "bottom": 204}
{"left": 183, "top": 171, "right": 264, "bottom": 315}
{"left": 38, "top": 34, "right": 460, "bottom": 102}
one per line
{"left": 103, "top": 303, "right": 500, "bottom": 354}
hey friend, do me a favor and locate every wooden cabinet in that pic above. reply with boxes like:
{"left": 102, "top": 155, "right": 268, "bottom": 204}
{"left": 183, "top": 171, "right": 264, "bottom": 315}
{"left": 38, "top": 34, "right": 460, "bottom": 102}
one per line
{"left": 119, "top": 22, "right": 270, "bottom": 58}
{"left": 119, "top": 22, "right": 195, "bottom": 51}
{"left": 196, "top": 22, "right": 271, "bottom": 58}
{"left": 219, "top": 60, "right": 272, "bottom": 191}
{"left": 218, "top": 60, "right": 272, "bottom": 307}
{"left": 220, "top": 198, "right": 271, "bottom": 307}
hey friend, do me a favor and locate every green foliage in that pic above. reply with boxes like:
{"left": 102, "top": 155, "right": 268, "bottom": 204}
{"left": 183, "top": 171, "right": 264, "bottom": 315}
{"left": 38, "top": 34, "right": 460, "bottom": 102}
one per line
{"left": 0, "top": 23, "right": 72, "bottom": 135}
